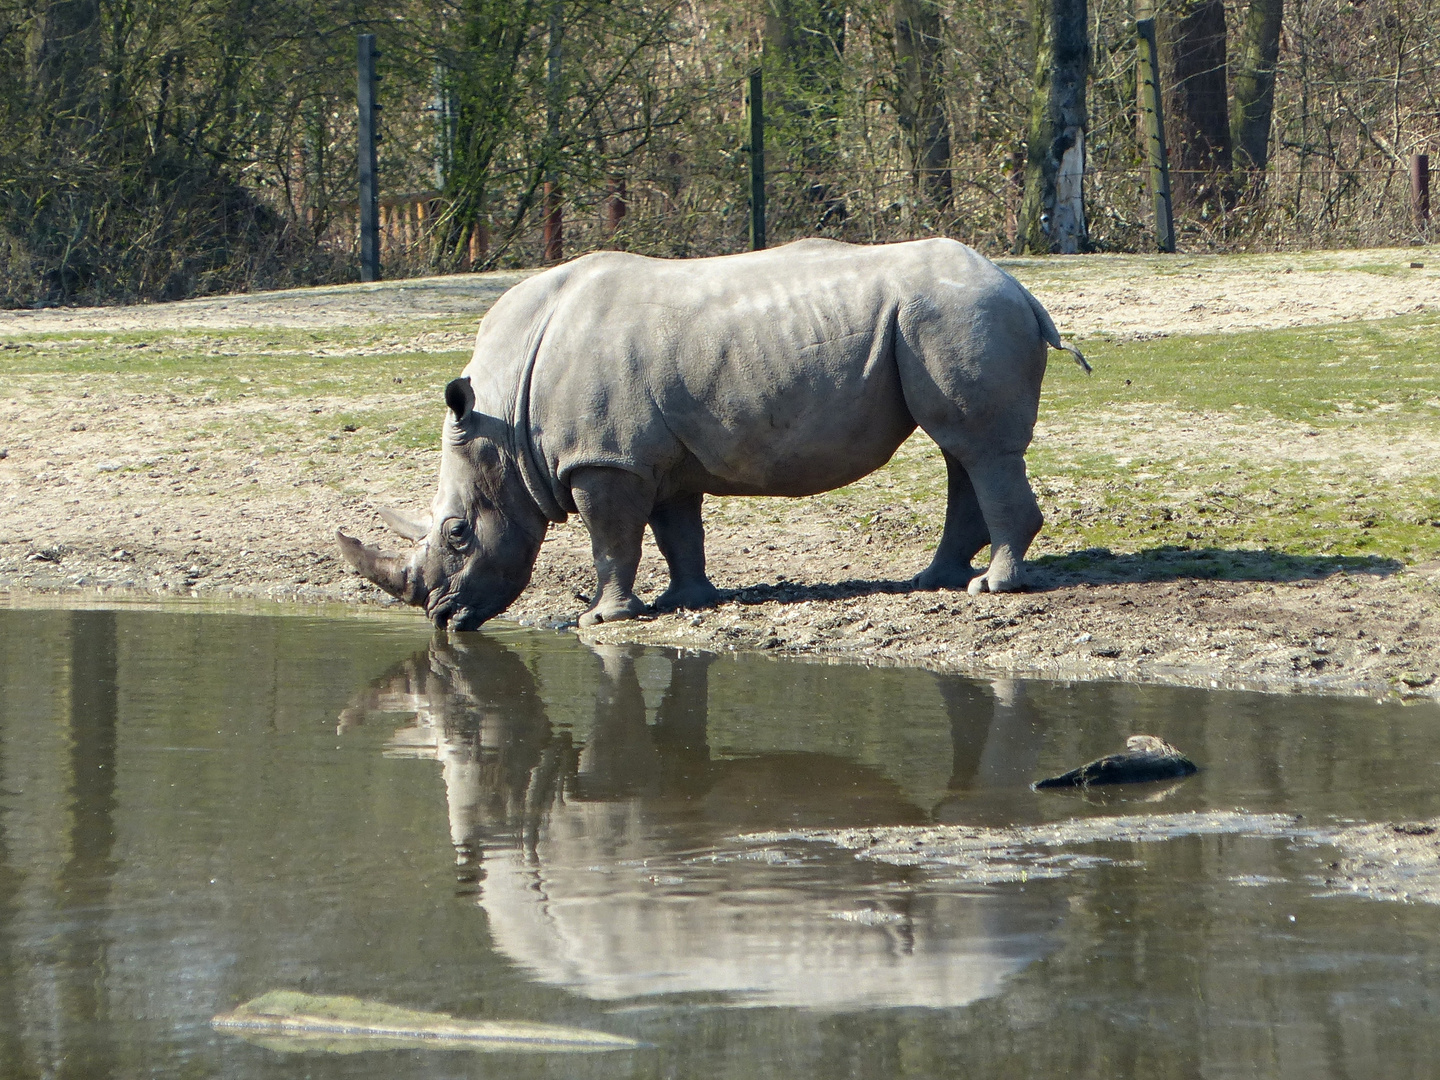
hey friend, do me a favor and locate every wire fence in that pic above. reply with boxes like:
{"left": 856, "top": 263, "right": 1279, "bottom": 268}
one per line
{"left": 331, "top": 157, "right": 1435, "bottom": 280}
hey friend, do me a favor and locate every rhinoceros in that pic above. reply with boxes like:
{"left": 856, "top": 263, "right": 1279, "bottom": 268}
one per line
{"left": 338, "top": 237, "right": 1086, "bottom": 631}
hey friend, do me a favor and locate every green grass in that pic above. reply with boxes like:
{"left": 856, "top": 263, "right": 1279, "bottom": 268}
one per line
{"left": 1022, "top": 316, "right": 1440, "bottom": 564}
{"left": 3, "top": 311, "right": 1438, "bottom": 569}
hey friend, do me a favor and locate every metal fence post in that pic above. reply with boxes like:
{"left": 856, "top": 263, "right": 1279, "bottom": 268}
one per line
{"left": 1136, "top": 18, "right": 1175, "bottom": 253}
{"left": 357, "top": 34, "right": 380, "bottom": 282}
{"left": 746, "top": 70, "right": 766, "bottom": 251}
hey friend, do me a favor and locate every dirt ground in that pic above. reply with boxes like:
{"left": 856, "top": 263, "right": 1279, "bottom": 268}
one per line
{"left": 1, "top": 247, "right": 1437, "bottom": 702}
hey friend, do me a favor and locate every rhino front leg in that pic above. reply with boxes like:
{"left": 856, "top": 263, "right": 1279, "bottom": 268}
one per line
{"left": 650, "top": 492, "right": 721, "bottom": 611}
{"left": 570, "top": 466, "right": 653, "bottom": 626}
{"left": 962, "top": 453, "right": 1043, "bottom": 595}
{"left": 914, "top": 450, "right": 990, "bottom": 591}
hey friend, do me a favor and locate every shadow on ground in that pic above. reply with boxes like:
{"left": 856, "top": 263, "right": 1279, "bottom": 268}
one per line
{"left": 1028, "top": 545, "right": 1403, "bottom": 587}
{"left": 715, "top": 546, "right": 1401, "bottom": 609}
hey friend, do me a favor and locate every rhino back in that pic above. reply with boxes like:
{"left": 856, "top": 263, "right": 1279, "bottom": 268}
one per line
{"left": 491, "top": 240, "right": 1046, "bottom": 502}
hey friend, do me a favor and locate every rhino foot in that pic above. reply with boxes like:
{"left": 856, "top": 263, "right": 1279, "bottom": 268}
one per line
{"left": 653, "top": 580, "right": 722, "bottom": 612}
{"left": 967, "top": 567, "right": 1027, "bottom": 595}
{"left": 578, "top": 595, "right": 648, "bottom": 627}
{"left": 913, "top": 562, "right": 979, "bottom": 591}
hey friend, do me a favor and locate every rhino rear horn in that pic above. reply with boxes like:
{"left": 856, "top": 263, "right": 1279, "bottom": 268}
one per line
{"left": 336, "top": 530, "right": 424, "bottom": 605}
{"left": 378, "top": 506, "right": 432, "bottom": 541}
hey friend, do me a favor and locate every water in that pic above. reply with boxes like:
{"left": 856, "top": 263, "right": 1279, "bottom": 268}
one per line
{"left": 2, "top": 603, "right": 1439, "bottom": 1078}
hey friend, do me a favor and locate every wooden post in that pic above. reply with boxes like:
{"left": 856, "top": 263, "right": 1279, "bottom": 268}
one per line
{"left": 469, "top": 221, "right": 489, "bottom": 267}
{"left": 605, "top": 176, "right": 627, "bottom": 233}
{"left": 1413, "top": 153, "right": 1431, "bottom": 229}
{"left": 543, "top": 183, "right": 563, "bottom": 262}
{"left": 746, "top": 70, "right": 766, "bottom": 251}
{"left": 543, "top": 0, "right": 564, "bottom": 263}
{"left": 357, "top": 34, "right": 380, "bottom": 281}
{"left": 1136, "top": 18, "right": 1176, "bottom": 253}
{"left": 1006, "top": 147, "right": 1024, "bottom": 245}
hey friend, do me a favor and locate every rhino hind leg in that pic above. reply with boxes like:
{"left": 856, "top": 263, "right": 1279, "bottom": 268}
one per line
{"left": 571, "top": 466, "right": 652, "bottom": 627}
{"left": 914, "top": 450, "right": 990, "bottom": 591}
{"left": 959, "top": 453, "right": 1043, "bottom": 594}
{"left": 649, "top": 493, "right": 722, "bottom": 612}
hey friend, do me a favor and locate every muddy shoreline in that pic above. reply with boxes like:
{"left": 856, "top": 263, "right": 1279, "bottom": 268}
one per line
{"left": 1, "top": 248, "right": 1437, "bottom": 701}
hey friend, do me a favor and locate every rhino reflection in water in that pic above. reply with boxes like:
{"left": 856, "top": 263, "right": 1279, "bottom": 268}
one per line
{"left": 337, "top": 635, "right": 561, "bottom": 861}
{"left": 339, "top": 637, "right": 1057, "bottom": 1009}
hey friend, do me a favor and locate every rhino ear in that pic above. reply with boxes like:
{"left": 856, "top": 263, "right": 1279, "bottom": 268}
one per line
{"left": 445, "top": 377, "right": 475, "bottom": 424}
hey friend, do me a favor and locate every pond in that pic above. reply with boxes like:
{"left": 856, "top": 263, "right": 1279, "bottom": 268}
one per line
{"left": 2, "top": 602, "right": 1439, "bottom": 1078}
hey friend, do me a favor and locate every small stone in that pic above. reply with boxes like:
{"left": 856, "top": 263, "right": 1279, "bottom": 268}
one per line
{"left": 1400, "top": 672, "right": 1435, "bottom": 688}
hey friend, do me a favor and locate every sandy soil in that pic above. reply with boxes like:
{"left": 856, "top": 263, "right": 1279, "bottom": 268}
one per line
{"left": 1, "top": 247, "right": 1437, "bottom": 701}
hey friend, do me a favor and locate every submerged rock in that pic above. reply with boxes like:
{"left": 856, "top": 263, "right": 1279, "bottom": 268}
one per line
{"left": 211, "top": 990, "right": 646, "bottom": 1053}
{"left": 1032, "top": 735, "right": 1198, "bottom": 790}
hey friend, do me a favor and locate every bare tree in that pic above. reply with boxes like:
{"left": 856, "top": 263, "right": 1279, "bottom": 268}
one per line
{"left": 763, "top": 0, "right": 849, "bottom": 226}
{"left": 1016, "top": 0, "right": 1089, "bottom": 253}
{"left": 1230, "top": 0, "right": 1284, "bottom": 172}
{"left": 893, "top": 0, "right": 952, "bottom": 208}
{"left": 27, "top": 0, "right": 102, "bottom": 129}
{"left": 1150, "top": 0, "right": 1232, "bottom": 210}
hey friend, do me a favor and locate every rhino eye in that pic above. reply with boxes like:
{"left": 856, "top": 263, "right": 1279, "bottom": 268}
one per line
{"left": 445, "top": 519, "right": 471, "bottom": 550}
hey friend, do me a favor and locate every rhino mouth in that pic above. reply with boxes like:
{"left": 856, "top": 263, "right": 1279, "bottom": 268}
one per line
{"left": 428, "top": 594, "right": 501, "bottom": 632}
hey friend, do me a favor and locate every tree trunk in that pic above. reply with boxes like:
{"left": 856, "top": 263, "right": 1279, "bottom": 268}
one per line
{"left": 1230, "top": 0, "right": 1284, "bottom": 173}
{"left": 443, "top": 0, "right": 535, "bottom": 267}
{"left": 1155, "top": 0, "right": 1233, "bottom": 210}
{"left": 1017, "top": 0, "right": 1089, "bottom": 254}
{"left": 764, "top": 0, "right": 848, "bottom": 224}
{"left": 543, "top": 0, "right": 564, "bottom": 262}
{"left": 26, "top": 0, "right": 101, "bottom": 132}
{"left": 893, "top": 0, "right": 952, "bottom": 208}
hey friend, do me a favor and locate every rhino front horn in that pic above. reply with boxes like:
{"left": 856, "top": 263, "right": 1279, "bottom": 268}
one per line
{"left": 336, "top": 530, "right": 424, "bottom": 605}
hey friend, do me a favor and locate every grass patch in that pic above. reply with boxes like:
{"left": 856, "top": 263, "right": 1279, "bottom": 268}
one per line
{"left": 2, "top": 310, "right": 1438, "bottom": 568}
{"left": 1045, "top": 313, "right": 1440, "bottom": 422}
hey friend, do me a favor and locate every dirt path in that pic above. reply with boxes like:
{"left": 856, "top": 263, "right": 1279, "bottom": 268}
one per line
{"left": 2, "top": 247, "right": 1437, "bottom": 701}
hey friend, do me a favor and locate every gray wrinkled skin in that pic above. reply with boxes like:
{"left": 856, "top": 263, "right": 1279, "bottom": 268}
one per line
{"left": 338, "top": 237, "right": 1081, "bottom": 630}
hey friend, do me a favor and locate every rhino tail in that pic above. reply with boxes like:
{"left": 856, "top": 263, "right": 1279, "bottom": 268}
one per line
{"left": 1058, "top": 341, "right": 1091, "bottom": 374}
{"left": 1018, "top": 281, "right": 1091, "bottom": 375}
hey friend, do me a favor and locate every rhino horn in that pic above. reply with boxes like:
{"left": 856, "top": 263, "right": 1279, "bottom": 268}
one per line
{"left": 336, "top": 530, "right": 425, "bottom": 605}
{"left": 378, "top": 506, "right": 432, "bottom": 541}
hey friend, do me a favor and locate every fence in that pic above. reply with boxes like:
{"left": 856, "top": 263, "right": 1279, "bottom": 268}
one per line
{"left": 325, "top": 156, "right": 1434, "bottom": 281}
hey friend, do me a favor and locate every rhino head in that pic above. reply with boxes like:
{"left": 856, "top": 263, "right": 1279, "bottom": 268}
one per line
{"left": 337, "top": 377, "right": 549, "bottom": 631}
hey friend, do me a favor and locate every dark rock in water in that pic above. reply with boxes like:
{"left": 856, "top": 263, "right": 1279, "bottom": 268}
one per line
{"left": 1032, "top": 735, "right": 1197, "bottom": 790}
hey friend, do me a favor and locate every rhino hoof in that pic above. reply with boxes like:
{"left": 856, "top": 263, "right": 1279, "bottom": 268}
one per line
{"left": 654, "top": 581, "right": 722, "bottom": 612}
{"left": 914, "top": 564, "right": 978, "bottom": 591}
{"left": 579, "top": 596, "right": 647, "bottom": 627}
